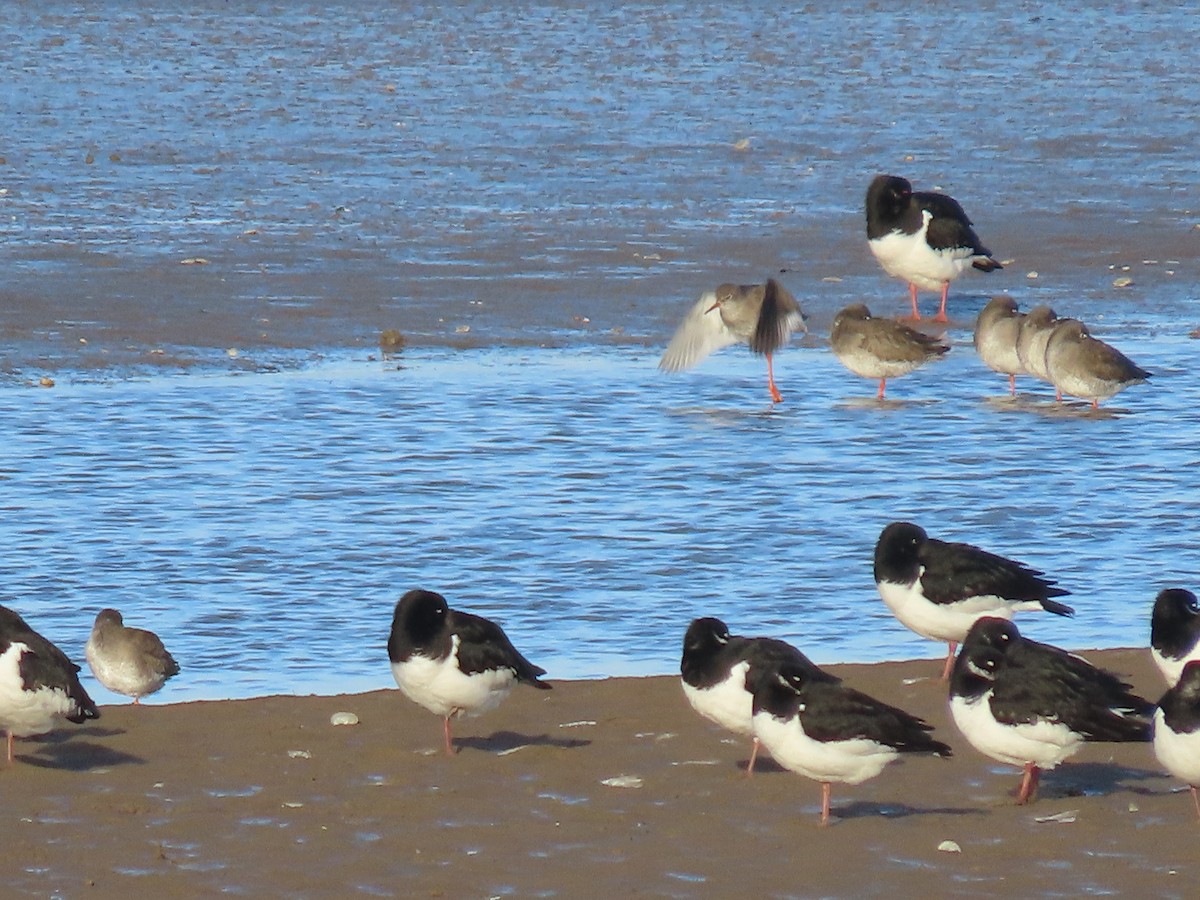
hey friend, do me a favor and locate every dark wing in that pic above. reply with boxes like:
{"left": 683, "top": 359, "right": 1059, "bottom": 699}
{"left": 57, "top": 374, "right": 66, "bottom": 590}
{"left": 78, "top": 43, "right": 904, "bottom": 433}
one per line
{"left": 749, "top": 279, "right": 802, "bottom": 357}
{"left": 449, "top": 610, "right": 551, "bottom": 689}
{"left": 799, "top": 681, "right": 951, "bottom": 756}
{"left": 918, "top": 538, "right": 1070, "bottom": 606}
{"left": 18, "top": 634, "right": 99, "bottom": 722}
{"left": 132, "top": 628, "right": 181, "bottom": 678}
{"left": 742, "top": 637, "right": 839, "bottom": 685}
{"left": 915, "top": 190, "right": 995, "bottom": 260}
{"left": 991, "top": 640, "right": 1151, "bottom": 740}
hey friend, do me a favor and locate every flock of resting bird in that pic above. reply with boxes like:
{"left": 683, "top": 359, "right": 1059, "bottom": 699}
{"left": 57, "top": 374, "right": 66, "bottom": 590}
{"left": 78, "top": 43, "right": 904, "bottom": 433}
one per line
{"left": 2, "top": 526, "right": 1199, "bottom": 828}
{"left": 660, "top": 174, "right": 1151, "bottom": 407}
{"left": 0, "top": 175, "right": 1176, "bottom": 828}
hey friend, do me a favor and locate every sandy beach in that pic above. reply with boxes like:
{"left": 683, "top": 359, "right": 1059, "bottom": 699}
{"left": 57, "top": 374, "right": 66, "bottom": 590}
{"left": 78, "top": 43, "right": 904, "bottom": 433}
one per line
{"left": 3, "top": 648, "right": 1194, "bottom": 898}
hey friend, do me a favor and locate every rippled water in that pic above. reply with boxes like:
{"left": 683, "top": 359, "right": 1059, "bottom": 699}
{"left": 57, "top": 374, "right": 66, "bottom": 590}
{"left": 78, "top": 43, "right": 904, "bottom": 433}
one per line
{"left": 2, "top": 340, "right": 1195, "bottom": 701}
{"left": 1, "top": 2, "right": 1197, "bottom": 700}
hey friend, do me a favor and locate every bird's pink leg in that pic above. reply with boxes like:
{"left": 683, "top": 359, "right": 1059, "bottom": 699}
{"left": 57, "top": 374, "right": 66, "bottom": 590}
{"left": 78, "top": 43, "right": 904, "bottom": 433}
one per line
{"left": 908, "top": 283, "right": 921, "bottom": 320}
{"left": 1091, "top": 399, "right": 1099, "bottom": 410}
{"left": 820, "top": 782, "right": 833, "bottom": 826}
{"left": 1016, "top": 763, "right": 1041, "bottom": 804}
{"left": 6, "top": 730, "right": 13, "bottom": 765}
{"left": 745, "top": 737, "right": 761, "bottom": 777}
{"left": 133, "top": 697, "right": 141, "bottom": 706}
{"left": 766, "top": 353, "right": 783, "bottom": 404}
{"left": 1008, "top": 374, "right": 1016, "bottom": 397}
{"left": 1191, "top": 785, "right": 1200, "bottom": 819}
{"left": 876, "top": 378, "right": 887, "bottom": 401}
{"left": 941, "top": 642, "right": 958, "bottom": 681}
{"left": 932, "top": 283, "right": 950, "bottom": 323}
{"left": 443, "top": 715, "right": 456, "bottom": 755}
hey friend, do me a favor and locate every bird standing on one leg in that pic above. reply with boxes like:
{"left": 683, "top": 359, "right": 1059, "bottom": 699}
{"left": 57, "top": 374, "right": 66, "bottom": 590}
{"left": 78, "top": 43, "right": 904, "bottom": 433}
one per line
{"left": 680, "top": 617, "right": 837, "bottom": 776}
{"left": 85, "top": 608, "right": 180, "bottom": 704}
{"left": 659, "top": 278, "right": 807, "bottom": 403}
{"left": 387, "top": 589, "right": 551, "bottom": 755}
{"left": 751, "top": 663, "right": 951, "bottom": 825}
{"left": 829, "top": 304, "right": 949, "bottom": 400}
{"left": 0, "top": 605, "right": 99, "bottom": 765}
{"left": 873, "top": 521, "right": 1073, "bottom": 680}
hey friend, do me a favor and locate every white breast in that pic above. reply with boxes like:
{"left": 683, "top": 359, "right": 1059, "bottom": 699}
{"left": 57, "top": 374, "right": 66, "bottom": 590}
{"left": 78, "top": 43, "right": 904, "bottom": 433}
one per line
{"left": 390, "top": 635, "right": 515, "bottom": 719}
{"left": 950, "top": 692, "right": 1082, "bottom": 770}
{"left": 752, "top": 710, "right": 897, "bottom": 785}
{"left": 877, "top": 577, "right": 1027, "bottom": 644}
{"left": 0, "top": 644, "right": 78, "bottom": 737}
{"left": 681, "top": 660, "right": 753, "bottom": 736}
{"left": 869, "top": 212, "right": 976, "bottom": 290}
{"left": 1153, "top": 708, "right": 1200, "bottom": 786}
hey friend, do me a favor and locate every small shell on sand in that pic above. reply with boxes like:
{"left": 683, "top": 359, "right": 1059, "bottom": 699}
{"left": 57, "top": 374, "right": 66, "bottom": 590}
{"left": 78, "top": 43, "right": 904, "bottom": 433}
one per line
{"left": 600, "top": 775, "right": 643, "bottom": 789}
{"left": 1112, "top": 276, "right": 1134, "bottom": 288}
{"left": 937, "top": 840, "right": 962, "bottom": 853}
{"left": 330, "top": 711, "right": 359, "bottom": 726}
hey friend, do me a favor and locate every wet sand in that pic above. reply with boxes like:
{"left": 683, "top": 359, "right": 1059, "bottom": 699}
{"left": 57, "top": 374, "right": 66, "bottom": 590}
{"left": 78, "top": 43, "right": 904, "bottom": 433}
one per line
{"left": 3, "top": 649, "right": 1194, "bottom": 898}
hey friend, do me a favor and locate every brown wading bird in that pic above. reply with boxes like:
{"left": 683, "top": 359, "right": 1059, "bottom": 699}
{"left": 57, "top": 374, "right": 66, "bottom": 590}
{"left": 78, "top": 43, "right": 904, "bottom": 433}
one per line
{"left": 1015, "top": 305, "right": 1077, "bottom": 399}
{"left": 86, "top": 608, "right": 181, "bottom": 704}
{"left": 973, "top": 295, "right": 1027, "bottom": 396}
{"left": 659, "top": 278, "right": 807, "bottom": 403}
{"left": 865, "top": 174, "right": 1002, "bottom": 322}
{"left": 1043, "top": 319, "right": 1150, "bottom": 409}
{"left": 829, "top": 303, "right": 949, "bottom": 400}
{"left": 0, "top": 605, "right": 99, "bottom": 764}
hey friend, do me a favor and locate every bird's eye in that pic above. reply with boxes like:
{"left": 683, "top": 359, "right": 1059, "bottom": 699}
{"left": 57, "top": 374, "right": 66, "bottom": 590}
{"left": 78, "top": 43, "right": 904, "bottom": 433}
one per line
{"left": 1188, "top": 594, "right": 1200, "bottom": 614}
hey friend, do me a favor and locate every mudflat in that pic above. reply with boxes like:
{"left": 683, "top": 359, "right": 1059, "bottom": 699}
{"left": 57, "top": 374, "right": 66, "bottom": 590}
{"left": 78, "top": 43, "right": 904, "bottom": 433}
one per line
{"left": 3, "top": 648, "right": 1193, "bottom": 898}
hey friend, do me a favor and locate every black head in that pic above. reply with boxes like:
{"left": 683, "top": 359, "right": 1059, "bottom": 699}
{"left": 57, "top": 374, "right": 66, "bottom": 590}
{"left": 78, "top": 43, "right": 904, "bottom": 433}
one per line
{"left": 873, "top": 521, "right": 928, "bottom": 582}
{"left": 682, "top": 617, "right": 731, "bottom": 656}
{"left": 950, "top": 640, "right": 1002, "bottom": 699}
{"left": 752, "top": 661, "right": 810, "bottom": 719}
{"left": 962, "top": 616, "right": 1020, "bottom": 654}
{"left": 865, "top": 174, "right": 913, "bottom": 220}
{"left": 1151, "top": 588, "right": 1200, "bottom": 649}
{"left": 392, "top": 589, "right": 450, "bottom": 647}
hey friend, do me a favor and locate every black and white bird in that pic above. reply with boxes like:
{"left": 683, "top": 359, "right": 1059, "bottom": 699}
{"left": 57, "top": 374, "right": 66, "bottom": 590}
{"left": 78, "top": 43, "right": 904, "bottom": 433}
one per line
{"left": 1150, "top": 588, "right": 1200, "bottom": 686}
{"left": 659, "top": 278, "right": 808, "bottom": 403}
{"left": 680, "top": 617, "right": 837, "bottom": 775}
{"left": 865, "top": 174, "right": 1002, "bottom": 322}
{"left": 387, "top": 589, "right": 551, "bottom": 755}
{"left": 873, "top": 521, "right": 1074, "bottom": 680}
{"left": 751, "top": 663, "right": 951, "bottom": 825}
{"left": 1153, "top": 660, "right": 1200, "bottom": 818}
{"left": 85, "top": 608, "right": 180, "bottom": 704}
{"left": 949, "top": 617, "right": 1153, "bottom": 804}
{"left": 0, "top": 605, "right": 100, "bottom": 765}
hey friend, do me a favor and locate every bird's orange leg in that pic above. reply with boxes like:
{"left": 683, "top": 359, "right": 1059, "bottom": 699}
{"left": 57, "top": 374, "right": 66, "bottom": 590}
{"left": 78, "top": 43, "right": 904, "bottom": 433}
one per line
{"left": 908, "top": 283, "right": 921, "bottom": 320}
{"left": 1016, "top": 763, "right": 1041, "bottom": 804}
{"left": 819, "top": 782, "right": 833, "bottom": 826}
{"left": 941, "top": 642, "right": 958, "bottom": 681}
{"left": 932, "top": 283, "right": 950, "bottom": 323}
{"left": 766, "top": 353, "right": 783, "bottom": 403}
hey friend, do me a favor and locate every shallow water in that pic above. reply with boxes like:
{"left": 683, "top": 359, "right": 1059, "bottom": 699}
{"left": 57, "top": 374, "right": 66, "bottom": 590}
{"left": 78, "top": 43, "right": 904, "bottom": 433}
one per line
{"left": 1, "top": 340, "right": 1194, "bottom": 701}
{"left": 1, "top": 2, "right": 1198, "bottom": 701}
